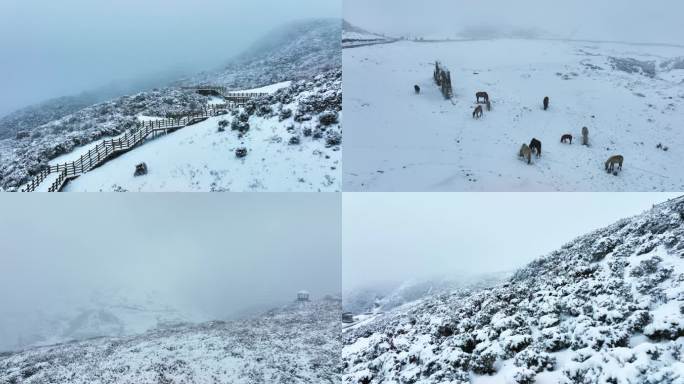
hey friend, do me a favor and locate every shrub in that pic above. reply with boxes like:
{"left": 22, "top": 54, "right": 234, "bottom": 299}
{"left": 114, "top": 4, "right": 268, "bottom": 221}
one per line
{"left": 319, "top": 111, "right": 338, "bottom": 126}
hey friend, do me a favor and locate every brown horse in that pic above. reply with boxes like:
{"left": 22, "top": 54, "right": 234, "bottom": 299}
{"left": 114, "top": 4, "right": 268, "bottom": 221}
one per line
{"left": 529, "top": 138, "right": 542, "bottom": 157}
{"left": 581, "top": 127, "right": 589, "bottom": 146}
{"left": 605, "top": 155, "right": 624, "bottom": 173}
{"left": 472, "top": 105, "right": 483, "bottom": 119}
{"left": 519, "top": 143, "right": 531, "bottom": 164}
{"left": 561, "top": 134, "right": 573, "bottom": 144}
{"left": 543, "top": 96, "right": 549, "bottom": 110}
{"left": 476, "top": 92, "right": 489, "bottom": 104}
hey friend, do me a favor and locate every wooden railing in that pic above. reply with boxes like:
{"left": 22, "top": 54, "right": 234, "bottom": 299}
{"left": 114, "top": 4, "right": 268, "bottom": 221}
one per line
{"left": 22, "top": 107, "right": 230, "bottom": 192}
{"left": 182, "top": 85, "right": 268, "bottom": 101}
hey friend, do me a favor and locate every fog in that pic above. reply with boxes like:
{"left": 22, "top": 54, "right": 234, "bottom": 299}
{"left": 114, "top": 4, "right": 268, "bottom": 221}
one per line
{"left": 345, "top": 0, "right": 684, "bottom": 45}
{"left": 0, "top": 0, "right": 340, "bottom": 117}
{"left": 0, "top": 193, "right": 340, "bottom": 350}
{"left": 343, "top": 192, "right": 681, "bottom": 291}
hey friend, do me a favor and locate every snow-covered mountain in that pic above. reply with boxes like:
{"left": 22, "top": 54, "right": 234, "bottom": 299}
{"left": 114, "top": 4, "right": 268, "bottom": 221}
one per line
{"left": 57, "top": 69, "right": 341, "bottom": 192}
{"left": 0, "top": 18, "right": 341, "bottom": 191}
{"left": 0, "top": 288, "right": 206, "bottom": 353}
{"left": 0, "top": 296, "right": 342, "bottom": 384}
{"left": 343, "top": 273, "right": 509, "bottom": 316}
{"left": 184, "top": 18, "right": 341, "bottom": 88}
{"left": 343, "top": 196, "right": 684, "bottom": 383}
{"left": 343, "top": 39, "right": 684, "bottom": 191}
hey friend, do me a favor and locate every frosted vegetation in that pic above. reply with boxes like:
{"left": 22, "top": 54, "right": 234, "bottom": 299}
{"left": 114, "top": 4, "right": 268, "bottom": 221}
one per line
{"left": 0, "top": 297, "right": 342, "bottom": 384}
{"left": 343, "top": 197, "right": 684, "bottom": 383}
{"left": 0, "top": 19, "right": 341, "bottom": 191}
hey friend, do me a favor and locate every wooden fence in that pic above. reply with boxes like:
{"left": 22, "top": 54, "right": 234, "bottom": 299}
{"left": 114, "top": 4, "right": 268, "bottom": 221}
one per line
{"left": 22, "top": 107, "right": 229, "bottom": 192}
{"left": 181, "top": 86, "right": 268, "bottom": 102}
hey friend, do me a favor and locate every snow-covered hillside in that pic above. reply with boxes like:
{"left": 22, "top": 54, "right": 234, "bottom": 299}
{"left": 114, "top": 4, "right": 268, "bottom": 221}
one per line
{"left": 58, "top": 70, "right": 340, "bottom": 192}
{"left": 0, "top": 18, "right": 341, "bottom": 191}
{"left": 0, "top": 297, "right": 342, "bottom": 384}
{"left": 343, "top": 39, "right": 684, "bottom": 191}
{"left": 343, "top": 196, "right": 684, "bottom": 383}
{"left": 0, "top": 288, "right": 206, "bottom": 353}
{"left": 342, "top": 20, "right": 396, "bottom": 49}
{"left": 184, "top": 19, "right": 341, "bottom": 88}
{"left": 343, "top": 274, "right": 509, "bottom": 316}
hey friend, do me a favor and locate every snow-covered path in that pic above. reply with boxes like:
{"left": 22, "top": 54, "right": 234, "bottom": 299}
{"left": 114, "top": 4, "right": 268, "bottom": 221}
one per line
{"left": 343, "top": 39, "right": 684, "bottom": 191}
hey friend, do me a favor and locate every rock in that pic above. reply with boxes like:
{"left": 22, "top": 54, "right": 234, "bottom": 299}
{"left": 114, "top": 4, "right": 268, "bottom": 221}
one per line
{"left": 134, "top": 162, "right": 148, "bottom": 176}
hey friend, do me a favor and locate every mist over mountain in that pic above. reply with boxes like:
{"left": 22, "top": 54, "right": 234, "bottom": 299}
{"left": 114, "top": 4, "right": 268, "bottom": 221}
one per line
{"left": 1, "top": 297, "right": 342, "bottom": 384}
{"left": 183, "top": 18, "right": 341, "bottom": 88}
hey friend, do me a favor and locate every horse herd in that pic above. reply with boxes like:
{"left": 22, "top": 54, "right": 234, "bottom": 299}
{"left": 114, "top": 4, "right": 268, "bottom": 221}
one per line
{"left": 413, "top": 85, "right": 624, "bottom": 175}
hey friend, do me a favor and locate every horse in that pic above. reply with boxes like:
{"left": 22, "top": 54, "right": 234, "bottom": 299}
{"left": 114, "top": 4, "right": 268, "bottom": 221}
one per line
{"left": 476, "top": 92, "right": 489, "bottom": 104}
{"left": 561, "top": 134, "right": 573, "bottom": 144}
{"left": 605, "top": 155, "right": 624, "bottom": 173}
{"left": 519, "top": 143, "right": 532, "bottom": 164}
{"left": 543, "top": 96, "right": 549, "bottom": 110}
{"left": 529, "top": 138, "right": 542, "bottom": 157}
{"left": 581, "top": 127, "right": 589, "bottom": 146}
{"left": 472, "top": 105, "right": 483, "bottom": 119}
{"left": 414, "top": 85, "right": 420, "bottom": 94}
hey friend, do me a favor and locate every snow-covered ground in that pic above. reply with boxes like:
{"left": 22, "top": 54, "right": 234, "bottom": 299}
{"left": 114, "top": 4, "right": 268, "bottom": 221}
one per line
{"left": 343, "top": 196, "right": 684, "bottom": 384}
{"left": 343, "top": 39, "right": 684, "bottom": 191}
{"left": 239, "top": 80, "right": 292, "bottom": 94}
{"left": 59, "top": 72, "right": 341, "bottom": 192}
{"left": 0, "top": 298, "right": 342, "bottom": 384}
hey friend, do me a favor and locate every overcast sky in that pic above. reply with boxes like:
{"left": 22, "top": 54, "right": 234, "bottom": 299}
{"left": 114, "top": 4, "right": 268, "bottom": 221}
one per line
{"left": 343, "top": 192, "right": 682, "bottom": 290}
{"left": 345, "top": 0, "right": 684, "bottom": 44}
{"left": 0, "top": 193, "right": 340, "bottom": 325}
{"left": 0, "top": 0, "right": 340, "bottom": 116}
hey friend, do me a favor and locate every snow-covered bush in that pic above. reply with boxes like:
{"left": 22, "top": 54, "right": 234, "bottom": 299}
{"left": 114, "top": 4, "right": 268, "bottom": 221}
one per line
{"left": 514, "top": 348, "right": 555, "bottom": 373}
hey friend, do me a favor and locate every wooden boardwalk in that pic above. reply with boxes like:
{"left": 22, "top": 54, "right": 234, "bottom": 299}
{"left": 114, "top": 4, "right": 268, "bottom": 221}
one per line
{"left": 23, "top": 107, "right": 228, "bottom": 192}
{"left": 181, "top": 86, "right": 268, "bottom": 104}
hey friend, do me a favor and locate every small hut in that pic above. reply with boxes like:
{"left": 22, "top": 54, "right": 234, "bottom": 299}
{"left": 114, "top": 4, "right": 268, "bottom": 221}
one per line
{"left": 342, "top": 312, "right": 355, "bottom": 323}
{"left": 297, "top": 290, "right": 310, "bottom": 302}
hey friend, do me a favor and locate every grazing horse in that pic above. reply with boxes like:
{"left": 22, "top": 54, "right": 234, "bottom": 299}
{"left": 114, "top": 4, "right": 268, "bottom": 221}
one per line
{"left": 605, "top": 155, "right": 624, "bottom": 173}
{"left": 472, "top": 105, "right": 483, "bottom": 119}
{"left": 529, "top": 138, "right": 542, "bottom": 157}
{"left": 519, "top": 143, "right": 532, "bottom": 164}
{"left": 414, "top": 85, "right": 420, "bottom": 94}
{"left": 486, "top": 100, "right": 491, "bottom": 111}
{"left": 581, "top": 127, "right": 589, "bottom": 146}
{"left": 543, "top": 96, "right": 549, "bottom": 110}
{"left": 561, "top": 134, "right": 573, "bottom": 144}
{"left": 476, "top": 91, "right": 489, "bottom": 104}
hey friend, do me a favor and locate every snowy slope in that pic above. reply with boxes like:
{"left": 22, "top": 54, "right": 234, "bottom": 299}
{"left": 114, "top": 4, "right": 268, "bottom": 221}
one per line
{"left": 0, "top": 297, "right": 342, "bottom": 384}
{"left": 343, "top": 274, "right": 509, "bottom": 316}
{"left": 0, "top": 19, "right": 341, "bottom": 191}
{"left": 343, "top": 39, "right": 684, "bottom": 191}
{"left": 0, "top": 288, "right": 206, "bottom": 353}
{"left": 343, "top": 196, "right": 684, "bottom": 384}
{"left": 60, "top": 70, "right": 341, "bottom": 192}
{"left": 184, "top": 19, "right": 341, "bottom": 88}
{"left": 342, "top": 20, "right": 396, "bottom": 48}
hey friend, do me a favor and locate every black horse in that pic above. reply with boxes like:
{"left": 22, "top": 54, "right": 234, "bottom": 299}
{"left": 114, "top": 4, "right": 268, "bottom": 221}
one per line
{"left": 414, "top": 85, "right": 420, "bottom": 94}
{"left": 543, "top": 96, "right": 549, "bottom": 110}
{"left": 529, "top": 138, "right": 542, "bottom": 157}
